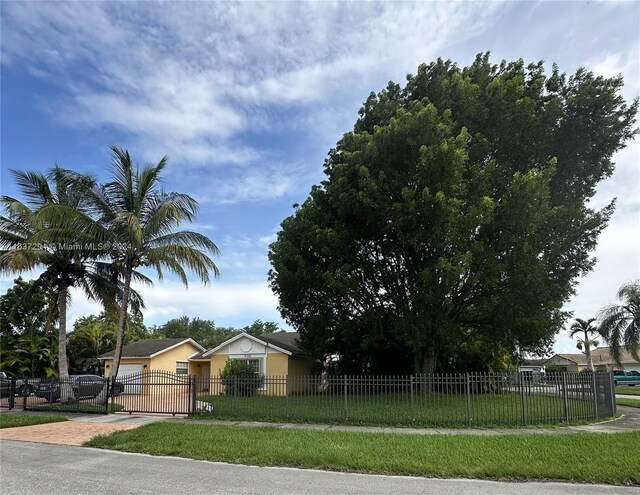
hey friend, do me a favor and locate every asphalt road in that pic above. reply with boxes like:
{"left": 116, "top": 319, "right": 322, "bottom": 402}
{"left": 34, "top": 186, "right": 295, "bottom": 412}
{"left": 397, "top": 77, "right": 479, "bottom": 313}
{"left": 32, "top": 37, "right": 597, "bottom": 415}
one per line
{"left": 1, "top": 440, "right": 638, "bottom": 495}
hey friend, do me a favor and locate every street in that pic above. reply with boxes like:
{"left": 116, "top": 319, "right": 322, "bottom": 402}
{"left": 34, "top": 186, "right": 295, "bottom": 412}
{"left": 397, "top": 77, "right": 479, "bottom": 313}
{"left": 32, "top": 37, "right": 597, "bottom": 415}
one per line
{"left": 1, "top": 440, "right": 638, "bottom": 495}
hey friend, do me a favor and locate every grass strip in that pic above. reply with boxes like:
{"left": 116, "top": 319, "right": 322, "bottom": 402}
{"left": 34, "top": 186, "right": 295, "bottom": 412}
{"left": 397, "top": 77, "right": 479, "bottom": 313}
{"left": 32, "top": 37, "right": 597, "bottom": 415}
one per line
{"left": 616, "top": 386, "right": 640, "bottom": 396}
{"left": 0, "top": 413, "right": 68, "bottom": 429}
{"left": 617, "top": 398, "right": 640, "bottom": 408}
{"left": 86, "top": 423, "right": 640, "bottom": 485}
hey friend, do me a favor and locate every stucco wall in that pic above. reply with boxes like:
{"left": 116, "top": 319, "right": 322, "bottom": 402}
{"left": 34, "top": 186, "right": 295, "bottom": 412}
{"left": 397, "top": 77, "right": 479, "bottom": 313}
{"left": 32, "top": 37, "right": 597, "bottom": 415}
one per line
{"left": 150, "top": 342, "right": 201, "bottom": 372}
{"left": 103, "top": 358, "right": 150, "bottom": 378}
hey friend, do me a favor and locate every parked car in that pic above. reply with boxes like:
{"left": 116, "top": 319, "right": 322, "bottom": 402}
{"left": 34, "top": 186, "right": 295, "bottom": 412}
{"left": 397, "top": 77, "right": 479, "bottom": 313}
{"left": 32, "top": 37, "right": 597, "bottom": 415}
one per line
{"left": 0, "top": 372, "right": 9, "bottom": 398}
{"left": 612, "top": 370, "right": 640, "bottom": 386}
{"left": 0, "top": 372, "right": 40, "bottom": 397}
{"left": 34, "top": 375, "right": 124, "bottom": 402}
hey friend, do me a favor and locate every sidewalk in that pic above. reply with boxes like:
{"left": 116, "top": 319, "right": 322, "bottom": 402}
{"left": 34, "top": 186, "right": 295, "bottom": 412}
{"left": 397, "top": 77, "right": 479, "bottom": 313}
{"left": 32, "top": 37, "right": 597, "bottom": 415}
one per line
{"left": 1, "top": 405, "right": 638, "bottom": 446}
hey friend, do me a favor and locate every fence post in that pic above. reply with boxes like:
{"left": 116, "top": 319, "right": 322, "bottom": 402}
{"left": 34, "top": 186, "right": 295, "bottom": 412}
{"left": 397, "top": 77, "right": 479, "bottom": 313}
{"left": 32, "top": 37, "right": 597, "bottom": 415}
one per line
{"left": 110, "top": 376, "right": 116, "bottom": 414}
{"left": 233, "top": 375, "right": 238, "bottom": 418}
{"left": 190, "top": 376, "right": 197, "bottom": 416}
{"left": 410, "top": 375, "right": 415, "bottom": 425}
{"left": 343, "top": 375, "right": 348, "bottom": 421}
{"left": 8, "top": 377, "right": 15, "bottom": 410}
{"left": 465, "top": 373, "right": 471, "bottom": 428}
{"left": 610, "top": 372, "right": 616, "bottom": 415}
{"left": 285, "top": 376, "right": 289, "bottom": 419}
{"left": 519, "top": 372, "right": 528, "bottom": 426}
{"left": 562, "top": 373, "right": 569, "bottom": 422}
{"left": 591, "top": 372, "right": 599, "bottom": 419}
{"left": 23, "top": 377, "right": 28, "bottom": 411}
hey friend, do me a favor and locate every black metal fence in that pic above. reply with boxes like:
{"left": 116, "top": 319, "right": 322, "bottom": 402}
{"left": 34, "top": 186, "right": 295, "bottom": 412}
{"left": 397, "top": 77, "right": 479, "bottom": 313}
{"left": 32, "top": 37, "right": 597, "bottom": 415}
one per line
{"left": 194, "top": 372, "right": 617, "bottom": 427}
{"left": 1, "top": 371, "right": 617, "bottom": 427}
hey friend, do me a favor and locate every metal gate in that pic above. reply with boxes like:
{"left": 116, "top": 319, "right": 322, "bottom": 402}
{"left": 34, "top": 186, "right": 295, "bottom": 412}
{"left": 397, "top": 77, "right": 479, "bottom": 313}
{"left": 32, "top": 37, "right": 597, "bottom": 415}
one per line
{"left": 112, "top": 371, "right": 195, "bottom": 415}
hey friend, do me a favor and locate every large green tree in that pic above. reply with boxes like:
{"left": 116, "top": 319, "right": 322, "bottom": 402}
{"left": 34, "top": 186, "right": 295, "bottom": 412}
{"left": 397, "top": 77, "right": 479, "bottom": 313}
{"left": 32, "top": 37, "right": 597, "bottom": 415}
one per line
{"left": 0, "top": 277, "right": 56, "bottom": 378}
{"left": 269, "top": 54, "right": 638, "bottom": 374}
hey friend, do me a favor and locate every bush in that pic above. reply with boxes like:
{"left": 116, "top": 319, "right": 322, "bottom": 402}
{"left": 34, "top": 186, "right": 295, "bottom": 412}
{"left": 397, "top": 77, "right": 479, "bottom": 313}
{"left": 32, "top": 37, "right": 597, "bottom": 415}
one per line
{"left": 220, "top": 360, "right": 263, "bottom": 397}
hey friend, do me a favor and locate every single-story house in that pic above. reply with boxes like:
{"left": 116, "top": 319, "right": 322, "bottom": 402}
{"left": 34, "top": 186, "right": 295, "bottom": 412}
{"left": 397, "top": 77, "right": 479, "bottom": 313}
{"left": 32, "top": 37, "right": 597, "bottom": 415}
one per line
{"left": 98, "top": 332, "right": 315, "bottom": 396}
{"left": 544, "top": 346, "right": 640, "bottom": 372}
{"left": 98, "top": 338, "right": 205, "bottom": 393}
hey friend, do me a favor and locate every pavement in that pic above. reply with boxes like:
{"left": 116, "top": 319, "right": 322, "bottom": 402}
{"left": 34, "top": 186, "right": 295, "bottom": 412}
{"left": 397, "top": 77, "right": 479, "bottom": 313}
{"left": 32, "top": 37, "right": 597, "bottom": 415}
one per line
{"left": 1, "top": 440, "right": 639, "bottom": 495}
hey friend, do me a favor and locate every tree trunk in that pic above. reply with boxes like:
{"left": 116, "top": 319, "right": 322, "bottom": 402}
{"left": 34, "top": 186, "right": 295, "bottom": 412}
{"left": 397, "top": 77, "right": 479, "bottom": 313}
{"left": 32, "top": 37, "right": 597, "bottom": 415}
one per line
{"left": 585, "top": 338, "right": 594, "bottom": 372}
{"left": 57, "top": 282, "right": 75, "bottom": 403}
{"left": 414, "top": 345, "right": 437, "bottom": 393}
{"left": 94, "top": 268, "right": 132, "bottom": 405}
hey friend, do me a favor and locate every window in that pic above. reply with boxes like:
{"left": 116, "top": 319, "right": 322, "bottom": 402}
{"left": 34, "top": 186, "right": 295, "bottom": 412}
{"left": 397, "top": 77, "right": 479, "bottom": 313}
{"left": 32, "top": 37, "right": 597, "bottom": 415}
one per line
{"left": 245, "top": 359, "right": 260, "bottom": 375}
{"left": 176, "top": 361, "right": 188, "bottom": 375}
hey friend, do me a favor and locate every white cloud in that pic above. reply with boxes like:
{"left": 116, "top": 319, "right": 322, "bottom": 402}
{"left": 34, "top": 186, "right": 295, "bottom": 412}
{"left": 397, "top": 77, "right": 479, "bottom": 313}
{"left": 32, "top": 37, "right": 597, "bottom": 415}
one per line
{"left": 67, "top": 280, "right": 280, "bottom": 328}
{"left": 1, "top": 1, "right": 505, "bottom": 194}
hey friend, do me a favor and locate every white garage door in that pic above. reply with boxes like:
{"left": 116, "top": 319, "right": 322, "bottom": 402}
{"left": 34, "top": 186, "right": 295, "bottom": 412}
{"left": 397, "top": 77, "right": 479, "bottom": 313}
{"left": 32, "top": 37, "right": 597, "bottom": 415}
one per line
{"left": 117, "top": 364, "right": 143, "bottom": 394}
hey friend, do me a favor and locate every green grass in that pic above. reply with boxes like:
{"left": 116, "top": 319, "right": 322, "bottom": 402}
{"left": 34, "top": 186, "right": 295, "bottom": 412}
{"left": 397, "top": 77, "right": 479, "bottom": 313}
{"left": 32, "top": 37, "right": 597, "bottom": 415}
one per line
{"left": 0, "top": 413, "right": 68, "bottom": 428}
{"left": 197, "top": 392, "right": 602, "bottom": 428}
{"left": 617, "top": 398, "right": 640, "bottom": 408}
{"left": 617, "top": 386, "right": 640, "bottom": 396}
{"left": 86, "top": 423, "right": 640, "bottom": 485}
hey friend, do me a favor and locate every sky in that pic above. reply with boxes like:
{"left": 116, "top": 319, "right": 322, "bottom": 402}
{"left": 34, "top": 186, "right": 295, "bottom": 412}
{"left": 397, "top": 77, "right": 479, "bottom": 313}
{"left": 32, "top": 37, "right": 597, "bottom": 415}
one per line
{"left": 1, "top": 1, "right": 638, "bottom": 355}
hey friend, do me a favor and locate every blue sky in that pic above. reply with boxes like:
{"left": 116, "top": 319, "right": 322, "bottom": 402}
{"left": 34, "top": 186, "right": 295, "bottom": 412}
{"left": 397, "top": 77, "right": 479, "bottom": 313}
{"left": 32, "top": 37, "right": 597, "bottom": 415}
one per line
{"left": 1, "top": 1, "right": 638, "bottom": 354}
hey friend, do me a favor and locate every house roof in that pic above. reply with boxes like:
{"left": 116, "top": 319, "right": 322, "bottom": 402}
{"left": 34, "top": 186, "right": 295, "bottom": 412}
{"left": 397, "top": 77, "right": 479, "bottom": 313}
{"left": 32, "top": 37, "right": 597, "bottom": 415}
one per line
{"left": 98, "top": 338, "right": 205, "bottom": 360}
{"left": 258, "top": 332, "right": 306, "bottom": 356}
{"left": 201, "top": 332, "right": 307, "bottom": 358}
{"left": 546, "top": 346, "right": 640, "bottom": 366}
{"left": 523, "top": 358, "right": 547, "bottom": 367}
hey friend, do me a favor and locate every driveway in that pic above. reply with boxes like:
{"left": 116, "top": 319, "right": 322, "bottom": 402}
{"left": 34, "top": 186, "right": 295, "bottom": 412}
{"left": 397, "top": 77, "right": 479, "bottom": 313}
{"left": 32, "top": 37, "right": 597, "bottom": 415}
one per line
{"left": 1, "top": 441, "right": 638, "bottom": 495}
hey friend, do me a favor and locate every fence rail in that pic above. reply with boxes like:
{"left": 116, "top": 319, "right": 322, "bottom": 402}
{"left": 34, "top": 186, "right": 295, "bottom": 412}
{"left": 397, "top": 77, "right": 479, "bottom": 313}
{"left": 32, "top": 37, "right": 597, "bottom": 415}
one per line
{"left": 1, "top": 371, "right": 616, "bottom": 427}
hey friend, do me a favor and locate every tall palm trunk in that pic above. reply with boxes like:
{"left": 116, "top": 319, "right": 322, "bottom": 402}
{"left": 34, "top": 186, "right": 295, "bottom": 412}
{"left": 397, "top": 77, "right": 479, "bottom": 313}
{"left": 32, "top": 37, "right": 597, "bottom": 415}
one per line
{"left": 94, "top": 267, "right": 131, "bottom": 405}
{"left": 57, "top": 281, "right": 74, "bottom": 402}
{"left": 584, "top": 331, "right": 594, "bottom": 372}
{"left": 111, "top": 267, "right": 132, "bottom": 379}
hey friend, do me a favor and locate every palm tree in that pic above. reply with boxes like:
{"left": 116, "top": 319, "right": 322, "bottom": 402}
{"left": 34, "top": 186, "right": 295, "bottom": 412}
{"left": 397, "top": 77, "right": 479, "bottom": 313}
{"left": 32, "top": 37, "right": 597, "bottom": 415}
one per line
{"left": 87, "top": 147, "right": 220, "bottom": 386}
{"left": 597, "top": 281, "right": 640, "bottom": 367}
{"left": 0, "top": 167, "right": 138, "bottom": 401}
{"left": 569, "top": 318, "right": 599, "bottom": 371}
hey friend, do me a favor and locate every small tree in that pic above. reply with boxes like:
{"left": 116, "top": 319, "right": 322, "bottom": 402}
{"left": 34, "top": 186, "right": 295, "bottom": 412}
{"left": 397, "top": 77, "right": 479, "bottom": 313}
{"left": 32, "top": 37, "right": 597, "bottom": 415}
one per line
{"left": 220, "top": 359, "right": 263, "bottom": 397}
{"left": 569, "top": 318, "right": 599, "bottom": 371}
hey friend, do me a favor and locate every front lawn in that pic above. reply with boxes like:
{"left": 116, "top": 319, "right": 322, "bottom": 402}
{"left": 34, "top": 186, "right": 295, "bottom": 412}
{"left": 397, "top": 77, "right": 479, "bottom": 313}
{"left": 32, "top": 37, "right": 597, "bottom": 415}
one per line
{"left": 0, "top": 413, "right": 67, "bottom": 428}
{"left": 616, "top": 386, "right": 640, "bottom": 396}
{"left": 197, "top": 391, "right": 601, "bottom": 428}
{"left": 617, "top": 398, "right": 640, "bottom": 408}
{"left": 86, "top": 423, "right": 640, "bottom": 485}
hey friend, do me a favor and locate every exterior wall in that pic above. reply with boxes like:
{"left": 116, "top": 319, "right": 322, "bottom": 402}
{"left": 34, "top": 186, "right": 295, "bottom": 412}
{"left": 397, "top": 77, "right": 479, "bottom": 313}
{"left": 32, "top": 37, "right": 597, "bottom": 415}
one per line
{"left": 150, "top": 342, "right": 201, "bottom": 373}
{"left": 286, "top": 357, "right": 315, "bottom": 394}
{"left": 103, "top": 342, "right": 200, "bottom": 395}
{"left": 103, "top": 358, "right": 150, "bottom": 378}
{"left": 266, "top": 353, "right": 289, "bottom": 376}
{"left": 545, "top": 356, "right": 579, "bottom": 372}
{"left": 211, "top": 355, "right": 228, "bottom": 375}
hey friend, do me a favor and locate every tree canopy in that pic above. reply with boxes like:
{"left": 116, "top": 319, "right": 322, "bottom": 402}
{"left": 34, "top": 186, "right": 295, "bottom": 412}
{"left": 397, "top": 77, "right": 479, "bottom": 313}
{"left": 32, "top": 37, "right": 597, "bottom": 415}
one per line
{"left": 269, "top": 53, "right": 638, "bottom": 374}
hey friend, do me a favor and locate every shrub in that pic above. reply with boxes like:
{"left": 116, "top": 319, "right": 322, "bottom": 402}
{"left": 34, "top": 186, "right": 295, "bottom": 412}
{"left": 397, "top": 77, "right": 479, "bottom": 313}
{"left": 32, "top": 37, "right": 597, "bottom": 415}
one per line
{"left": 220, "top": 360, "right": 263, "bottom": 397}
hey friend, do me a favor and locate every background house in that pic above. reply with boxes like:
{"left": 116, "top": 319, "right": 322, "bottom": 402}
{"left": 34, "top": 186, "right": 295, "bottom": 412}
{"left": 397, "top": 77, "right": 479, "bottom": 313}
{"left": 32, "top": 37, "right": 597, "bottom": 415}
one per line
{"left": 544, "top": 346, "right": 640, "bottom": 372}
